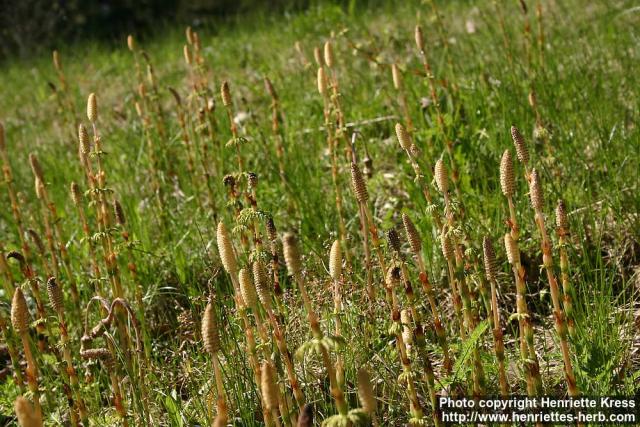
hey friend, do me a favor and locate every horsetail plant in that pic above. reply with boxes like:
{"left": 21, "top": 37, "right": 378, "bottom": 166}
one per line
{"left": 435, "top": 159, "right": 486, "bottom": 396}
{"left": 401, "top": 212, "right": 452, "bottom": 372}
{"left": 556, "top": 200, "right": 576, "bottom": 337}
{"left": 139, "top": 50, "right": 167, "bottom": 141}
{"left": 394, "top": 123, "right": 443, "bottom": 230}
{"left": 221, "top": 81, "right": 245, "bottom": 173}
{"left": 51, "top": 50, "right": 77, "bottom": 138}
{"left": 527, "top": 169, "right": 579, "bottom": 397}
{"left": 7, "top": 252, "right": 47, "bottom": 352}
{"left": 440, "top": 230, "right": 465, "bottom": 340}
{"left": 414, "top": 26, "right": 460, "bottom": 196}
{"left": 260, "top": 361, "right": 283, "bottom": 427}
{"left": 0, "top": 123, "right": 33, "bottom": 264}
{"left": 30, "top": 161, "right": 61, "bottom": 279}
{"left": 168, "top": 87, "right": 200, "bottom": 201}
{"left": 126, "top": 35, "right": 144, "bottom": 90}
{"left": 253, "top": 260, "right": 306, "bottom": 414}
{"left": 387, "top": 229, "right": 441, "bottom": 426}
{"left": 482, "top": 237, "right": 510, "bottom": 397}
{"left": 134, "top": 90, "right": 166, "bottom": 222}
{"left": 319, "top": 66, "right": 349, "bottom": 268}
{"left": 391, "top": 64, "right": 413, "bottom": 131}
{"left": 264, "top": 77, "right": 287, "bottom": 185}
{"left": 47, "top": 277, "right": 89, "bottom": 425}
{"left": 84, "top": 93, "right": 125, "bottom": 299}
{"left": 328, "top": 239, "right": 345, "bottom": 389}
{"left": 11, "top": 287, "right": 42, "bottom": 421}
{"left": 283, "top": 233, "right": 349, "bottom": 421}
{"left": 350, "top": 161, "right": 375, "bottom": 302}
{"left": 0, "top": 304, "right": 26, "bottom": 393}
{"left": 323, "top": 40, "right": 352, "bottom": 160}
{"left": 201, "top": 300, "right": 229, "bottom": 426}
{"left": 498, "top": 146, "right": 544, "bottom": 394}
{"left": 504, "top": 232, "right": 543, "bottom": 396}
{"left": 113, "top": 199, "right": 151, "bottom": 361}
{"left": 70, "top": 181, "right": 102, "bottom": 288}
{"left": 357, "top": 368, "right": 378, "bottom": 426}
{"left": 238, "top": 268, "right": 279, "bottom": 387}
{"left": 384, "top": 266, "right": 424, "bottom": 424}
{"left": 29, "top": 153, "right": 80, "bottom": 304}
{"left": 216, "top": 221, "right": 273, "bottom": 424}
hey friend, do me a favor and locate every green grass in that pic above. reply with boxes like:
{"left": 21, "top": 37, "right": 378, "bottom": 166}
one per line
{"left": 0, "top": 0, "right": 639, "bottom": 425}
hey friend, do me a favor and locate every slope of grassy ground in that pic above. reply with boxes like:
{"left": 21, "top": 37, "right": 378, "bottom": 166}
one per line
{"left": 0, "top": 0, "right": 638, "bottom": 425}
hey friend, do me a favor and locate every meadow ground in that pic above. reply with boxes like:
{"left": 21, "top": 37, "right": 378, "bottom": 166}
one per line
{"left": 0, "top": 0, "right": 639, "bottom": 425}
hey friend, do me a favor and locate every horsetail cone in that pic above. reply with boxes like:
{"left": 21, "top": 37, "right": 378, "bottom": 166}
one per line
{"left": 401, "top": 309, "right": 412, "bottom": 344}
{"left": 415, "top": 25, "right": 425, "bottom": 52}
{"left": 53, "top": 50, "right": 61, "bottom": 71}
{"left": 440, "top": 231, "right": 454, "bottom": 260}
{"left": 127, "top": 35, "right": 135, "bottom": 51}
{"left": 317, "top": 67, "right": 328, "bottom": 95}
{"left": 260, "top": 361, "right": 279, "bottom": 410}
{"left": 201, "top": 302, "right": 221, "bottom": 355}
{"left": 87, "top": 93, "right": 97, "bottom": 122}
{"left": 386, "top": 266, "right": 401, "bottom": 286}
{"left": 500, "top": 149, "right": 515, "bottom": 197}
{"left": 350, "top": 162, "right": 369, "bottom": 203}
{"left": 283, "top": 232, "right": 302, "bottom": 277}
{"left": 252, "top": 261, "right": 271, "bottom": 309}
{"left": 134, "top": 102, "right": 144, "bottom": 118}
{"left": 529, "top": 169, "right": 544, "bottom": 211}
{"left": 47, "top": 277, "right": 64, "bottom": 315}
{"left": 264, "top": 77, "right": 277, "bottom": 100}
{"left": 387, "top": 229, "right": 402, "bottom": 255}
{"left": 323, "top": 41, "right": 334, "bottom": 68}
{"left": 14, "top": 396, "right": 42, "bottom": 427}
{"left": 216, "top": 222, "right": 238, "bottom": 275}
{"left": 11, "top": 288, "right": 29, "bottom": 334}
{"left": 28, "top": 154, "right": 44, "bottom": 181}
{"left": 220, "top": 81, "right": 232, "bottom": 107}
{"left": 395, "top": 123, "right": 412, "bottom": 151}
{"left": 510, "top": 125, "right": 529, "bottom": 165}
{"left": 239, "top": 268, "right": 258, "bottom": 309}
{"left": 34, "top": 178, "right": 44, "bottom": 200}
{"left": 78, "top": 124, "right": 90, "bottom": 154}
{"left": 434, "top": 158, "right": 448, "bottom": 194}
{"left": 80, "top": 348, "right": 112, "bottom": 361}
{"left": 147, "top": 65, "right": 156, "bottom": 86}
{"left": 391, "top": 63, "right": 403, "bottom": 90}
{"left": 329, "top": 240, "right": 342, "bottom": 280}
{"left": 70, "top": 182, "right": 82, "bottom": 205}
{"left": 313, "top": 46, "right": 323, "bottom": 66}
{"left": 266, "top": 217, "right": 277, "bottom": 241}
{"left": 192, "top": 31, "right": 201, "bottom": 50}
{"left": 185, "top": 26, "right": 194, "bottom": 44}
{"left": 504, "top": 233, "right": 519, "bottom": 265}
{"left": 400, "top": 309, "right": 411, "bottom": 326}
{"left": 357, "top": 368, "right": 377, "bottom": 414}
{"left": 402, "top": 213, "right": 422, "bottom": 254}
{"left": 482, "top": 237, "right": 498, "bottom": 283}
{"left": 113, "top": 200, "right": 126, "bottom": 226}
{"left": 556, "top": 200, "right": 568, "bottom": 231}
{"left": 183, "top": 45, "right": 192, "bottom": 65}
